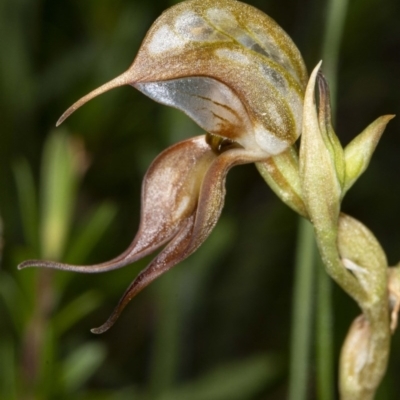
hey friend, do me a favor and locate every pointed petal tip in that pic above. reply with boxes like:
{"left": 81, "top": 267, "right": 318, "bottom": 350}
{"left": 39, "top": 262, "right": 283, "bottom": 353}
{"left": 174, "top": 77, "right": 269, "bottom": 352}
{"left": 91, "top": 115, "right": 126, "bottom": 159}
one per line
{"left": 55, "top": 70, "right": 133, "bottom": 126}
{"left": 375, "top": 114, "right": 396, "bottom": 129}
{"left": 90, "top": 309, "right": 121, "bottom": 334}
{"left": 377, "top": 114, "right": 395, "bottom": 127}
{"left": 56, "top": 108, "right": 75, "bottom": 127}
{"left": 18, "top": 260, "right": 37, "bottom": 270}
{"left": 310, "top": 60, "right": 323, "bottom": 79}
{"left": 90, "top": 325, "right": 109, "bottom": 335}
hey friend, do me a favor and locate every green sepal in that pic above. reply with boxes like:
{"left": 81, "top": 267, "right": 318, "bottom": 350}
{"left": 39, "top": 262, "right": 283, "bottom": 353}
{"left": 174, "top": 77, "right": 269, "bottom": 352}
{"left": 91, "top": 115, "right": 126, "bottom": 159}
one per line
{"left": 299, "top": 62, "right": 341, "bottom": 229}
{"left": 343, "top": 115, "right": 395, "bottom": 195}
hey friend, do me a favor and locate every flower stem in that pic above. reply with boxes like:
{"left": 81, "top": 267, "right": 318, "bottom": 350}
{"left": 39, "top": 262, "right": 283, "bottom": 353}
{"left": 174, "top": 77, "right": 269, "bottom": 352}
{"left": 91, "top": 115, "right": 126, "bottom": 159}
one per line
{"left": 321, "top": 0, "right": 349, "bottom": 112}
{"left": 315, "top": 0, "right": 349, "bottom": 396}
{"left": 288, "top": 218, "right": 315, "bottom": 400}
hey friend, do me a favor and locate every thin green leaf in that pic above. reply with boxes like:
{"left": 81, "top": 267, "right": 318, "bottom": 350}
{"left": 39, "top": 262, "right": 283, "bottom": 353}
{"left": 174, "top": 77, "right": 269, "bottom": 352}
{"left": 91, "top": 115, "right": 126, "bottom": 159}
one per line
{"left": 53, "top": 290, "right": 102, "bottom": 336}
{"left": 64, "top": 202, "right": 117, "bottom": 264}
{"left": 159, "top": 354, "right": 283, "bottom": 400}
{"left": 75, "top": 386, "right": 142, "bottom": 400}
{"left": 0, "top": 338, "right": 18, "bottom": 400}
{"left": 60, "top": 342, "right": 107, "bottom": 393}
{"left": 0, "top": 271, "right": 28, "bottom": 335}
{"left": 13, "top": 158, "right": 39, "bottom": 255}
{"left": 40, "top": 130, "right": 83, "bottom": 260}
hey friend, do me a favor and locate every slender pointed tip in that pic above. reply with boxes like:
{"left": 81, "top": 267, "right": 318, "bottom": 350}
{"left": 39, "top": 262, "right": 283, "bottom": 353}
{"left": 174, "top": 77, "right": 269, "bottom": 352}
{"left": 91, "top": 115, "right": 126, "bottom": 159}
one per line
{"left": 56, "top": 109, "right": 74, "bottom": 127}
{"left": 90, "top": 322, "right": 112, "bottom": 335}
{"left": 54, "top": 70, "right": 133, "bottom": 127}
{"left": 56, "top": 116, "right": 64, "bottom": 127}
{"left": 90, "top": 327, "right": 105, "bottom": 335}
{"left": 378, "top": 114, "right": 396, "bottom": 126}
{"left": 90, "top": 294, "right": 128, "bottom": 334}
{"left": 312, "top": 60, "right": 323, "bottom": 76}
{"left": 18, "top": 260, "right": 36, "bottom": 270}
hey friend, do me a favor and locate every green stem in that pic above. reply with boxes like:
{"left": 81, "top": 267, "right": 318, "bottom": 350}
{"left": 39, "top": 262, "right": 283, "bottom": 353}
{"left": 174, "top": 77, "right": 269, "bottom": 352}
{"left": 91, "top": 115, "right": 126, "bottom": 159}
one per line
{"left": 316, "top": 259, "right": 334, "bottom": 400}
{"left": 288, "top": 218, "right": 315, "bottom": 400}
{"left": 321, "top": 0, "right": 349, "bottom": 111}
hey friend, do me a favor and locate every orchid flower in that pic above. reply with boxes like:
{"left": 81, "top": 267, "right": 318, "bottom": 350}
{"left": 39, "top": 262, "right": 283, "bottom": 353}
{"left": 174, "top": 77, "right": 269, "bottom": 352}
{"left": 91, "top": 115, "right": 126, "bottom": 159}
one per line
{"left": 19, "top": 0, "right": 307, "bottom": 333}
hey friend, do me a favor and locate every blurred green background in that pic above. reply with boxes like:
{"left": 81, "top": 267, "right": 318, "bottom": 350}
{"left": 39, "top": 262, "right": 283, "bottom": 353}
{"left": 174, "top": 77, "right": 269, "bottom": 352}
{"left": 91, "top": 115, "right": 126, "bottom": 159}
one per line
{"left": 1, "top": 0, "right": 400, "bottom": 399}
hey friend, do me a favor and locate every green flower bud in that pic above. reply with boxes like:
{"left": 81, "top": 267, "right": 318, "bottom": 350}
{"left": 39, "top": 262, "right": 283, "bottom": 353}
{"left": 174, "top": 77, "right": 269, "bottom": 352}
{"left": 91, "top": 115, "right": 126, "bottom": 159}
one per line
{"left": 337, "top": 214, "right": 388, "bottom": 310}
{"left": 339, "top": 315, "right": 388, "bottom": 400}
{"left": 338, "top": 214, "right": 390, "bottom": 400}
